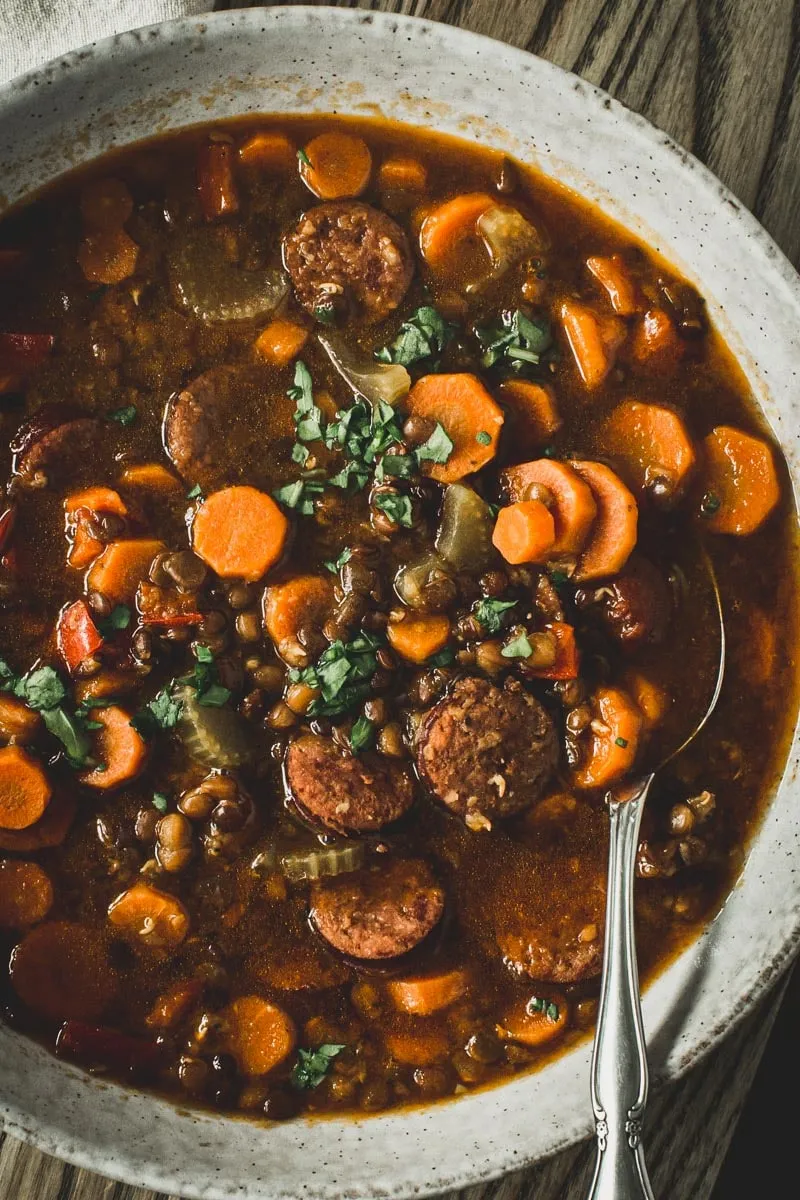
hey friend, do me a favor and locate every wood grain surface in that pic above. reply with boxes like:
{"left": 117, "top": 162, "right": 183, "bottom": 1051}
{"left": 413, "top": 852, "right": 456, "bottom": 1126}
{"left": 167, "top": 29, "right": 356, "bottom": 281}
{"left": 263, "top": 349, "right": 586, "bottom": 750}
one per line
{"left": 2, "top": 2, "right": 798, "bottom": 1198}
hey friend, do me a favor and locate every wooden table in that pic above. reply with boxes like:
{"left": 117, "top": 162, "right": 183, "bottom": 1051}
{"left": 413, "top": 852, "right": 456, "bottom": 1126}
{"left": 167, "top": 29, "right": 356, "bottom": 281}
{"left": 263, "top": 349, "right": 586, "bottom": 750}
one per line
{"left": 2, "top": 1, "right": 798, "bottom": 1197}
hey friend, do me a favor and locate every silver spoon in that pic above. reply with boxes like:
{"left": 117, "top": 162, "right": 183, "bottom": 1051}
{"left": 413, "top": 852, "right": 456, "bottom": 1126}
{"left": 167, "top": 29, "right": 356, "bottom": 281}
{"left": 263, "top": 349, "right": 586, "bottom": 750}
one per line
{"left": 586, "top": 545, "right": 726, "bottom": 1200}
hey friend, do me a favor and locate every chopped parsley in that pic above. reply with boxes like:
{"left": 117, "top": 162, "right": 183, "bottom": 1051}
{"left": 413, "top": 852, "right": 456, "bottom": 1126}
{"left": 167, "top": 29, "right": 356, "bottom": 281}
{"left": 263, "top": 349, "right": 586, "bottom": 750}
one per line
{"left": 476, "top": 308, "right": 553, "bottom": 375}
{"left": 700, "top": 491, "right": 721, "bottom": 517}
{"left": 476, "top": 430, "right": 492, "bottom": 446}
{"left": 313, "top": 302, "right": 336, "bottom": 325}
{"left": 291, "top": 1043, "right": 345, "bottom": 1090}
{"left": 131, "top": 685, "right": 183, "bottom": 736}
{"left": 186, "top": 484, "right": 204, "bottom": 501}
{"left": 3, "top": 663, "right": 95, "bottom": 767}
{"left": 274, "top": 476, "right": 327, "bottom": 516}
{"left": 374, "top": 492, "right": 414, "bottom": 528}
{"left": 152, "top": 792, "right": 169, "bottom": 814}
{"left": 297, "top": 147, "right": 312, "bottom": 167}
{"left": 615, "top": 736, "right": 629, "bottom": 749}
{"left": 289, "top": 632, "right": 383, "bottom": 718}
{"left": 107, "top": 404, "right": 138, "bottom": 426}
{"left": 12, "top": 665, "right": 66, "bottom": 711}
{"left": 182, "top": 644, "right": 231, "bottom": 708}
{"left": 324, "top": 547, "right": 352, "bottom": 574}
{"left": 133, "top": 646, "right": 231, "bottom": 735}
{"left": 428, "top": 647, "right": 455, "bottom": 667}
{"left": 350, "top": 715, "right": 375, "bottom": 753}
{"left": 501, "top": 631, "right": 533, "bottom": 659}
{"left": 415, "top": 422, "right": 454, "bottom": 466}
{"left": 527, "top": 996, "right": 560, "bottom": 1023}
{"left": 473, "top": 597, "right": 517, "bottom": 634}
{"left": 374, "top": 305, "right": 455, "bottom": 368}
{"left": 97, "top": 604, "right": 131, "bottom": 638}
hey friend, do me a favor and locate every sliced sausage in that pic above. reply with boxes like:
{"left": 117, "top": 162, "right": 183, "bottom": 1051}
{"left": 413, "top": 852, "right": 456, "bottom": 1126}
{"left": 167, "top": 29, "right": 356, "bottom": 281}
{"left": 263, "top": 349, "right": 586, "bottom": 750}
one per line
{"left": 285, "top": 734, "right": 414, "bottom": 834}
{"left": 283, "top": 201, "right": 413, "bottom": 323}
{"left": 10, "top": 405, "right": 100, "bottom": 488}
{"left": 310, "top": 858, "right": 445, "bottom": 961}
{"left": 417, "top": 676, "right": 558, "bottom": 828}
{"left": 497, "top": 880, "right": 605, "bottom": 984}
{"left": 575, "top": 555, "right": 671, "bottom": 649}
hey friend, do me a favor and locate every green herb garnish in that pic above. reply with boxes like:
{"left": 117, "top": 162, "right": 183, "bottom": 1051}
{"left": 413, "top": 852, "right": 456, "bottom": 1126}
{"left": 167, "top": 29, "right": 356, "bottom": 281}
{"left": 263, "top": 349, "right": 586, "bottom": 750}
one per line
{"left": 313, "top": 302, "right": 336, "bottom": 325}
{"left": 615, "top": 736, "right": 629, "bottom": 749}
{"left": 350, "top": 715, "right": 375, "bottom": 753}
{"left": 476, "top": 430, "right": 492, "bottom": 446}
{"left": 501, "top": 632, "right": 533, "bottom": 659}
{"left": 415, "top": 422, "right": 454, "bottom": 466}
{"left": 473, "top": 597, "right": 517, "bottom": 634}
{"left": 526, "top": 996, "right": 560, "bottom": 1022}
{"left": 374, "top": 492, "right": 414, "bottom": 528}
{"left": 186, "top": 484, "right": 204, "bottom": 501}
{"left": 700, "top": 491, "right": 721, "bottom": 517}
{"left": 291, "top": 1043, "right": 345, "bottom": 1090}
{"left": 10, "top": 665, "right": 94, "bottom": 767}
{"left": 131, "top": 686, "right": 183, "bottom": 736}
{"left": 324, "top": 547, "right": 352, "bottom": 574}
{"left": 273, "top": 477, "right": 327, "bottom": 516}
{"left": 428, "top": 647, "right": 455, "bottom": 667}
{"left": 297, "top": 148, "right": 312, "bottom": 168}
{"left": 476, "top": 308, "right": 553, "bottom": 375}
{"left": 290, "top": 632, "right": 383, "bottom": 718}
{"left": 152, "top": 792, "right": 169, "bottom": 814}
{"left": 97, "top": 604, "right": 131, "bottom": 637}
{"left": 107, "top": 404, "right": 138, "bottom": 426}
{"left": 374, "top": 305, "right": 455, "bottom": 368}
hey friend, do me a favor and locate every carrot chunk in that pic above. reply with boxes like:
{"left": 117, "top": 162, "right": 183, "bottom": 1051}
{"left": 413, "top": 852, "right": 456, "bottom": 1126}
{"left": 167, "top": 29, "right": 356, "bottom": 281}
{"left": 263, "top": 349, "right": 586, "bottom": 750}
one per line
{"left": 224, "top": 994, "right": 297, "bottom": 1077}
{"left": 387, "top": 968, "right": 469, "bottom": 1016}
{"left": 385, "top": 1023, "right": 449, "bottom": 1066}
{"left": 0, "top": 745, "right": 51, "bottom": 830}
{"left": 192, "top": 486, "right": 288, "bottom": 581}
{"left": 405, "top": 373, "right": 503, "bottom": 483}
{"left": 497, "top": 379, "right": 561, "bottom": 452}
{"left": 501, "top": 459, "right": 597, "bottom": 555}
{"left": 0, "top": 793, "right": 76, "bottom": 852}
{"left": 86, "top": 538, "right": 166, "bottom": 604}
{"left": 631, "top": 308, "right": 684, "bottom": 369}
{"left": 57, "top": 599, "right": 103, "bottom": 674}
{"left": 77, "top": 229, "right": 139, "bottom": 285}
{"left": 559, "top": 298, "right": 624, "bottom": 388}
{"left": 238, "top": 131, "right": 296, "bottom": 173}
{"left": 299, "top": 132, "right": 372, "bottom": 200}
{"left": 65, "top": 486, "right": 128, "bottom": 569}
{"left": 197, "top": 140, "right": 240, "bottom": 221}
{"left": 78, "top": 705, "right": 147, "bottom": 790}
{"left": 108, "top": 881, "right": 189, "bottom": 951}
{"left": 145, "top": 979, "right": 203, "bottom": 1031}
{"left": 419, "top": 192, "right": 494, "bottom": 271}
{"left": 586, "top": 254, "right": 639, "bottom": 316}
{"left": 378, "top": 157, "right": 428, "bottom": 193}
{"left": 569, "top": 461, "right": 638, "bottom": 581}
{"left": 624, "top": 671, "right": 669, "bottom": 729}
{"left": 572, "top": 685, "right": 643, "bottom": 790}
{"left": 501, "top": 994, "right": 569, "bottom": 1046}
{"left": 602, "top": 399, "right": 696, "bottom": 502}
{"left": 119, "top": 462, "right": 182, "bottom": 493}
{"left": 254, "top": 318, "right": 309, "bottom": 367}
{"left": 75, "top": 668, "right": 137, "bottom": 704}
{"left": 0, "top": 860, "right": 53, "bottom": 929}
{"left": 699, "top": 425, "right": 780, "bottom": 535}
{"left": 10, "top": 921, "right": 115, "bottom": 1022}
{"left": 263, "top": 575, "right": 334, "bottom": 655}
{"left": 492, "top": 500, "right": 556, "bottom": 565}
{"left": 0, "top": 693, "right": 41, "bottom": 744}
{"left": 387, "top": 614, "right": 451, "bottom": 664}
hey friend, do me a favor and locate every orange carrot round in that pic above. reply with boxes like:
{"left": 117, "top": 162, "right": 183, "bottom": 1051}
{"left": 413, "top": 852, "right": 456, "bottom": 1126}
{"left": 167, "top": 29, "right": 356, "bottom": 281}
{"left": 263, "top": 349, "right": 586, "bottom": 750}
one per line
{"left": 224, "top": 994, "right": 297, "bottom": 1077}
{"left": 238, "top": 131, "right": 296, "bottom": 173}
{"left": 387, "top": 614, "right": 451, "bottom": 664}
{"left": 501, "top": 459, "right": 597, "bottom": 555}
{"left": 75, "top": 668, "right": 137, "bottom": 704}
{"left": 0, "top": 693, "right": 41, "bottom": 743}
{"left": 603, "top": 399, "right": 696, "bottom": 501}
{"left": 559, "top": 298, "right": 624, "bottom": 388}
{"left": 387, "top": 968, "right": 469, "bottom": 1016}
{"left": 385, "top": 1023, "right": 449, "bottom": 1066}
{"left": 419, "top": 192, "right": 494, "bottom": 271}
{"left": 10, "top": 920, "right": 115, "bottom": 1022}
{"left": 404, "top": 373, "right": 504, "bottom": 483}
{"left": 379, "top": 157, "right": 428, "bottom": 193}
{"left": 0, "top": 860, "right": 54, "bottom": 929}
{"left": 501, "top": 994, "right": 569, "bottom": 1047}
{"left": 108, "top": 881, "right": 189, "bottom": 951}
{"left": 0, "top": 793, "right": 76, "bottom": 852}
{"left": 193, "top": 486, "right": 289, "bottom": 581}
{"left": 86, "top": 538, "right": 166, "bottom": 604}
{"left": 586, "top": 254, "right": 639, "bottom": 316}
{"left": 572, "top": 685, "right": 643, "bottom": 790}
{"left": 624, "top": 671, "right": 669, "bottom": 729}
{"left": 631, "top": 308, "right": 684, "bottom": 369}
{"left": 699, "top": 425, "right": 780, "bottom": 534}
{"left": 145, "top": 979, "right": 203, "bottom": 1030}
{"left": 78, "top": 706, "right": 147, "bottom": 790}
{"left": 77, "top": 229, "right": 139, "bottom": 285}
{"left": 119, "top": 462, "right": 182, "bottom": 493}
{"left": 0, "top": 745, "right": 51, "bottom": 830}
{"left": 254, "top": 318, "right": 309, "bottom": 367}
{"left": 65, "top": 486, "right": 128, "bottom": 569}
{"left": 263, "top": 574, "right": 334, "bottom": 655}
{"left": 497, "top": 379, "right": 561, "bottom": 451}
{"left": 492, "top": 500, "right": 556, "bottom": 565}
{"left": 299, "top": 132, "right": 372, "bottom": 200}
{"left": 569, "top": 461, "right": 638, "bottom": 581}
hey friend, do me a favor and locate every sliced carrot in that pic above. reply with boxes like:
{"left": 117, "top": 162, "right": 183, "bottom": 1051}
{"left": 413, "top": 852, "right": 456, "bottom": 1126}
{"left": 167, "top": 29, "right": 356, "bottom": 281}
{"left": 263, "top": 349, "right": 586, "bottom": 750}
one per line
{"left": 631, "top": 308, "right": 684, "bottom": 369}
{"left": 569, "top": 461, "right": 638, "bottom": 581}
{"left": 57, "top": 599, "right": 103, "bottom": 674}
{"left": 497, "top": 380, "right": 561, "bottom": 452}
{"left": 0, "top": 860, "right": 53, "bottom": 929}
{"left": 192, "top": 486, "right": 288, "bottom": 581}
{"left": 387, "top": 614, "right": 451, "bottom": 664}
{"left": 108, "top": 881, "right": 189, "bottom": 951}
{"left": 75, "top": 668, "right": 137, "bottom": 704}
{"left": 384, "top": 1023, "right": 449, "bottom": 1066}
{"left": 78, "top": 705, "right": 147, "bottom": 791}
{"left": 254, "top": 318, "right": 309, "bottom": 367}
{"left": 145, "top": 979, "right": 203, "bottom": 1030}
{"left": 299, "top": 132, "right": 372, "bottom": 200}
{"left": 559, "top": 298, "right": 625, "bottom": 388}
{"left": 501, "top": 994, "right": 569, "bottom": 1047}
{"left": 238, "top": 130, "right": 296, "bottom": 173}
{"left": 386, "top": 968, "right": 469, "bottom": 1016}
{"left": 263, "top": 574, "right": 334, "bottom": 652}
{"left": 119, "top": 462, "right": 182, "bottom": 493}
{"left": 572, "top": 685, "right": 643, "bottom": 790}
{"left": 405, "top": 373, "right": 504, "bottom": 483}
{"left": 0, "top": 792, "right": 76, "bottom": 852}
{"left": 492, "top": 500, "right": 556, "bottom": 565}
{"left": 77, "top": 229, "right": 139, "bottom": 285}
{"left": 65, "top": 486, "right": 128, "bottom": 569}
{"left": 419, "top": 192, "right": 494, "bottom": 271}
{"left": 86, "top": 538, "right": 166, "bottom": 604}
{"left": 224, "top": 994, "right": 297, "bottom": 1077}
{"left": 197, "top": 140, "right": 240, "bottom": 221}
{"left": 68, "top": 525, "right": 102, "bottom": 571}
{"left": 379, "top": 157, "right": 428, "bottom": 193}
{"left": 0, "top": 693, "right": 41, "bottom": 744}
{"left": 699, "top": 425, "right": 780, "bottom": 535}
{"left": 80, "top": 178, "right": 134, "bottom": 231}
{"left": 501, "top": 459, "right": 597, "bottom": 555}
{"left": 602, "top": 399, "right": 696, "bottom": 502}
{"left": 586, "top": 254, "right": 639, "bottom": 316}
{"left": 624, "top": 671, "right": 669, "bottom": 729}
{"left": 10, "top": 921, "right": 115, "bottom": 1022}
{"left": 524, "top": 622, "right": 580, "bottom": 681}
{"left": 0, "top": 746, "right": 51, "bottom": 830}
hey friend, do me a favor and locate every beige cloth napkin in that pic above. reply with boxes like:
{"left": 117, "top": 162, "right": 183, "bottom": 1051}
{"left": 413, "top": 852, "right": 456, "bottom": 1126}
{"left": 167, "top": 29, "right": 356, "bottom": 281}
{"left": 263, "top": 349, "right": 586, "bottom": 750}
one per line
{"left": 1, "top": 0, "right": 210, "bottom": 85}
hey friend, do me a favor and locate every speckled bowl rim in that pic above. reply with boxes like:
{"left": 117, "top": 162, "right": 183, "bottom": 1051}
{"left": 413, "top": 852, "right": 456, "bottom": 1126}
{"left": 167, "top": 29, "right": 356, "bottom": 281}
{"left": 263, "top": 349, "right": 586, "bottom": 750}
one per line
{"left": 0, "top": 8, "right": 799, "bottom": 1200}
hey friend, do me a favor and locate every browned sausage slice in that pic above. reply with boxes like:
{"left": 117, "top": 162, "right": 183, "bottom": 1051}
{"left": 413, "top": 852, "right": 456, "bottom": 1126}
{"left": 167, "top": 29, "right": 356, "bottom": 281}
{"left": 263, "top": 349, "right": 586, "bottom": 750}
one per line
{"left": 496, "top": 864, "right": 606, "bottom": 984}
{"left": 10, "top": 405, "right": 100, "bottom": 489}
{"left": 282, "top": 201, "right": 413, "bottom": 323}
{"left": 310, "top": 859, "right": 445, "bottom": 960}
{"left": 417, "top": 676, "right": 558, "bottom": 829}
{"left": 286, "top": 734, "right": 414, "bottom": 834}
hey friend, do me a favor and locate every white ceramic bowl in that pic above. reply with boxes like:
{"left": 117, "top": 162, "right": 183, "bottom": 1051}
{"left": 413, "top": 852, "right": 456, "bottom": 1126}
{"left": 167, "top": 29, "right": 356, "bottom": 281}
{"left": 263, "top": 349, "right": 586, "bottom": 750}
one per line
{"left": 1, "top": 8, "right": 799, "bottom": 1199}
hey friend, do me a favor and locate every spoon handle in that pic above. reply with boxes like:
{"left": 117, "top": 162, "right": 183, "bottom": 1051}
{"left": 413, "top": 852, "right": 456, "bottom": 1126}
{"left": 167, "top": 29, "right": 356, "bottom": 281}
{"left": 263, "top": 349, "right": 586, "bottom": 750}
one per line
{"left": 586, "top": 774, "right": 656, "bottom": 1200}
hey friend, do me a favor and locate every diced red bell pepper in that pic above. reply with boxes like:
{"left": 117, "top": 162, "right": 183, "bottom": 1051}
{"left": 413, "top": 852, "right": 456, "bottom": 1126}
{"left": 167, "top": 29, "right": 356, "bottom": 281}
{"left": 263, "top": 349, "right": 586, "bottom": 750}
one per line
{"left": 524, "top": 621, "right": 580, "bottom": 681}
{"left": 56, "top": 599, "right": 104, "bottom": 673}
{"left": 56, "top": 1020, "right": 164, "bottom": 1077}
{"left": 197, "top": 140, "right": 240, "bottom": 222}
